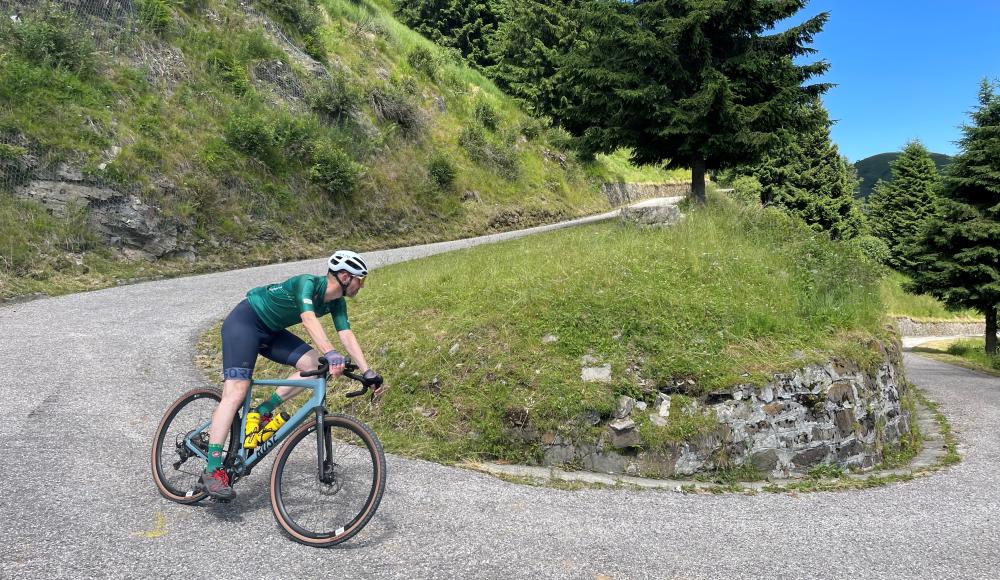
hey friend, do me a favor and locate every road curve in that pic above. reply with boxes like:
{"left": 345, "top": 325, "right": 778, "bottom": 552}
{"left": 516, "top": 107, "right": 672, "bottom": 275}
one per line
{"left": 2, "top": 201, "right": 999, "bottom": 579}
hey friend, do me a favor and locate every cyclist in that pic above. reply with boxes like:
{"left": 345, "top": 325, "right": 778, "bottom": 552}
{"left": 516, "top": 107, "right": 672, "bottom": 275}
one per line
{"left": 200, "top": 249, "right": 384, "bottom": 500}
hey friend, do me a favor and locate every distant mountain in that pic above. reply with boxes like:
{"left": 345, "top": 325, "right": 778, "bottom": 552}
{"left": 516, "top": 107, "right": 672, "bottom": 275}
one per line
{"left": 854, "top": 152, "right": 952, "bottom": 199}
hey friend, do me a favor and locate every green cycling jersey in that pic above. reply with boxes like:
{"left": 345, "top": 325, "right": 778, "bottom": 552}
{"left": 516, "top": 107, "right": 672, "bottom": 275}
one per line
{"left": 246, "top": 274, "right": 350, "bottom": 332}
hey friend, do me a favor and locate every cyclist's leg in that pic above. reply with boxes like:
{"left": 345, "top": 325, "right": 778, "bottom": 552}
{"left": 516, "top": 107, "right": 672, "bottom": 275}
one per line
{"left": 212, "top": 300, "right": 266, "bottom": 444}
{"left": 260, "top": 331, "right": 317, "bottom": 404}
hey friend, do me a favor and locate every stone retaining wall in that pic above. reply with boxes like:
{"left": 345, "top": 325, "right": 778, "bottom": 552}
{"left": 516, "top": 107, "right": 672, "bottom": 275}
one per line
{"left": 540, "top": 340, "right": 910, "bottom": 478}
{"left": 895, "top": 317, "right": 987, "bottom": 337}
{"left": 602, "top": 182, "right": 691, "bottom": 206}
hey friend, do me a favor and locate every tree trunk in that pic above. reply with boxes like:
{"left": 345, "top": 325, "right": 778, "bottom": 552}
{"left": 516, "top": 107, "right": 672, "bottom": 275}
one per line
{"left": 691, "top": 157, "right": 706, "bottom": 205}
{"left": 987, "top": 306, "right": 998, "bottom": 356}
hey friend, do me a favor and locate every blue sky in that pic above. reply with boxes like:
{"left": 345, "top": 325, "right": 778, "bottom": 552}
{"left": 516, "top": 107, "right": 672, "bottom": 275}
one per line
{"left": 786, "top": 1, "right": 1000, "bottom": 162}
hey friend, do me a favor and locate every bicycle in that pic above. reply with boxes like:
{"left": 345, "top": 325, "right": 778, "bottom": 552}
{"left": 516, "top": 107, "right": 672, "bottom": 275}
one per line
{"left": 151, "top": 357, "right": 387, "bottom": 547}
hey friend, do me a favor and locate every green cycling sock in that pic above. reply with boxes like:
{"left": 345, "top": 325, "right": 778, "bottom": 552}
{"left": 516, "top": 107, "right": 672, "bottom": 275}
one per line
{"left": 257, "top": 393, "right": 284, "bottom": 416}
{"left": 206, "top": 443, "right": 223, "bottom": 472}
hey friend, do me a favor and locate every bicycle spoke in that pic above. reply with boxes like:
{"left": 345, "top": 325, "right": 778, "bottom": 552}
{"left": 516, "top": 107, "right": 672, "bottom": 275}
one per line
{"left": 153, "top": 389, "right": 230, "bottom": 501}
{"left": 275, "top": 421, "right": 379, "bottom": 539}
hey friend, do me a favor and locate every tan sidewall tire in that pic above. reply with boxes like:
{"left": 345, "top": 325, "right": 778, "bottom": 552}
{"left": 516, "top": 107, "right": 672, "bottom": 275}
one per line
{"left": 269, "top": 414, "right": 386, "bottom": 547}
{"left": 151, "top": 387, "right": 223, "bottom": 504}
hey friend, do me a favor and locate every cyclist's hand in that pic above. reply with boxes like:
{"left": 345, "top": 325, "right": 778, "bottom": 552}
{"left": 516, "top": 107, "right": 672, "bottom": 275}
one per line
{"left": 324, "top": 349, "right": 345, "bottom": 366}
{"left": 324, "top": 350, "right": 345, "bottom": 376}
{"left": 364, "top": 370, "right": 386, "bottom": 399}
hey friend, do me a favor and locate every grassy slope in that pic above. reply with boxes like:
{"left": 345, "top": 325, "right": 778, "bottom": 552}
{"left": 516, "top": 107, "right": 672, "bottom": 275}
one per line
{"left": 911, "top": 338, "right": 1000, "bottom": 376}
{"left": 0, "top": 0, "right": 677, "bottom": 300}
{"left": 880, "top": 271, "right": 981, "bottom": 321}
{"left": 199, "top": 195, "right": 889, "bottom": 464}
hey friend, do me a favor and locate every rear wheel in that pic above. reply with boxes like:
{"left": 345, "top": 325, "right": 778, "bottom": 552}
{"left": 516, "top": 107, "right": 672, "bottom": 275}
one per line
{"left": 269, "top": 414, "right": 386, "bottom": 547}
{"left": 151, "top": 387, "right": 239, "bottom": 503}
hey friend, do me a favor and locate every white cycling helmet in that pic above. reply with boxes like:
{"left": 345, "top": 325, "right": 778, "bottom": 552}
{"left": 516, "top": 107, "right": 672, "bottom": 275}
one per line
{"left": 328, "top": 250, "right": 369, "bottom": 278}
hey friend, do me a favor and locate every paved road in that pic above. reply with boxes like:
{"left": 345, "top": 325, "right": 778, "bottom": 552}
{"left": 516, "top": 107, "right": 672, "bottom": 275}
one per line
{"left": 3, "top": 202, "right": 999, "bottom": 579}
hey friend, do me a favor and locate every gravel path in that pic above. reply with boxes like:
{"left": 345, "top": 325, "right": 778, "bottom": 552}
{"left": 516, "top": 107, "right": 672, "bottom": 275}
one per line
{"left": 2, "top": 201, "right": 998, "bottom": 579}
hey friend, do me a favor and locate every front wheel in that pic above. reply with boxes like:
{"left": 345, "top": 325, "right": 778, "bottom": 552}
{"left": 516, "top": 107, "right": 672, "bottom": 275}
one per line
{"left": 151, "top": 387, "right": 239, "bottom": 504}
{"left": 269, "top": 414, "right": 387, "bottom": 547}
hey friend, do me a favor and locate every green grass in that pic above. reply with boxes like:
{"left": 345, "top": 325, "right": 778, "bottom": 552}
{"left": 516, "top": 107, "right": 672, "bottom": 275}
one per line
{"left": 911, "top": 338, "right": 1000, "bottom": 376}
{"left": 880, "top": 271, "right": 981, "bottom": 321}
{"left": 587, "top": 149, "right": 689, "bottom": 184}
{"left": 197, "top": 195, "right": 889, "bottom": 465}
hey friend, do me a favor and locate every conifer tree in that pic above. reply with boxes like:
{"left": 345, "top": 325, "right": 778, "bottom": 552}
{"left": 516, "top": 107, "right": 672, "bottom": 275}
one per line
{"left": 394, "top": 0, "right": 500, "bottom": 67}
{"left": 751, "top": 100, "right": 864, "bottom": 239}
{"left": 487, "top": 0, "right": 580, "bottom": 114}
{"left": 554, "top": 0, "right": 829, "bottom": 204}
{"left": 908, "top": 80, "right": 1000, "bottom": 355}
{"left": 866, "top": 141, "right": 941, "bottom": 272}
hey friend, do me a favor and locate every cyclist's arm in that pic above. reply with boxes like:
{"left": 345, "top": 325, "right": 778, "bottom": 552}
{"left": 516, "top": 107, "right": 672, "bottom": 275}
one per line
{"left": 337, "top": 329, "right": 370, "bottom": 373}
{"left": 299, "top": 311, "right": 336, "bottom": 355}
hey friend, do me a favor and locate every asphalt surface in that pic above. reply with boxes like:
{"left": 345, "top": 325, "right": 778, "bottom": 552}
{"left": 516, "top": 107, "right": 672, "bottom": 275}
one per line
{"left": 2, "top": 201, "right": 999, "bottom": 579}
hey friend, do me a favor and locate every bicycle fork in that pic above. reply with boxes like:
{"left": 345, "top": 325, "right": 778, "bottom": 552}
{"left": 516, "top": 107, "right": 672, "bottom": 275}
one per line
{"left": 314, "top": 407, "right": 336, "bottom": 485}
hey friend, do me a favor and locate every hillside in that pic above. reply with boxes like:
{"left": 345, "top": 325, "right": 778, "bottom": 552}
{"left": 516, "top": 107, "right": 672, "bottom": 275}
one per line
{"left": 201, "top": 194, "right": 892, "bottom": 466}
{"left": 854, "top": 151, "right": 952, "bottom": 198}
{"left": 0, "top": 0, "right": 682, "bottom": 300}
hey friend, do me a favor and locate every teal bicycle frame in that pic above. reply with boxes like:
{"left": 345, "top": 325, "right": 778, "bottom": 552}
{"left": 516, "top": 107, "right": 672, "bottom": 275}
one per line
{"left": 183, "top": 376, "right": 327, "bottom": 478}
{"left": 182, "top": 358, "right": 374, "bottom": 482}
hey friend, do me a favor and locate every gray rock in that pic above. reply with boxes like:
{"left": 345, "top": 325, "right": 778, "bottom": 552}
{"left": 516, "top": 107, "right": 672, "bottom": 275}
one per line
{"left": 750, "top": 449, "right": 779, "bottom": 472}
{"left": 541, "top": 334, "right": 558, "bottom": 344}
{"left": 608, "top": 420, "right": 641, "bottom": 449}
{"left": 572, "top": 411, "right": 602, "bottom": 427}
{"left": 583, "top": 451, "right": 629, "bottom": 474}
{"left": 657, "top": 395, "right": 671, "bottom": 419}
{"left": 582, "top": 364, "right": 612, "bottom": 383}
{"left": 620, "top": 204, "right": 684, "bottom": 228}
{"left": 614, "top": 396, "right": 636, "bottom": 419}
{"left": 648, "top": 413, "right": 667, "bottom": 427}
{"left": 15, "top": 178, "right": 184, "bottom": 258}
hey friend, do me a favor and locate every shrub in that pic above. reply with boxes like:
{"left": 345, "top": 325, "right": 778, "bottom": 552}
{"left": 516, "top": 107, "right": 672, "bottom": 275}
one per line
{"left": 460, "top": 126, "right": 519, "bottom": 180}
{"left": 369, "top": 86, "right": 424, "bottom": 136}
{"left": 474, "top": 100, "right": 499, "bottom": 131}
{"left": 241, "top": 29, "right": 283, "bottom": 61}
{"left": 407, "top": 46, "right": 437, "bottom": 80}
{"left": 309, "top": 75, "right": 363, "bottom": 122}
{"left": 428, "top": 155, "right": 456, "bottom": 190}
{"left": 3, "top": 8, "right": 95, "bottom": 75}
{"left": 206, "top": 49, "right": 251, "bottom": 95}
{"left": 271, "top": 113, "right": 317, "bottom": 159}
{"left": 519, "top": 116, "right": 550, "bottom": 141}
{"left": 135, "top": 0, "right": 173, "bottom": 34}
{"left": 309, "top": 142, "right": 361, "bottom": 198}
{"left": 729, "top": 175, "right": 763, "bottom": 206}
{"left": 225, "top": 112, "right": 275, "bottom": 159}
{"left": 850, "top": 235, "right": 891, "bottom": 265}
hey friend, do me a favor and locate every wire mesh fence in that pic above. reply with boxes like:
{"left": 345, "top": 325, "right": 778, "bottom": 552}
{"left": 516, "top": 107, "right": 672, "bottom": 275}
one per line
{"left": 0, "top": 0, "right": 140, "bottom": 56}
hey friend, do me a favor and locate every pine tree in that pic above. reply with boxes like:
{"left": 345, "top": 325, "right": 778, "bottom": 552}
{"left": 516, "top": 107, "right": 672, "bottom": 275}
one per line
{"left": 554, "top": 0, "right": 829, "bottom": 204}
{"left": 908, "top": 80, "right": 1000, "bottom": 355}
{"left": 487, "top": 0, "right": 580, "bottom": 114}
{"left": 752, "top": 101, "right": 864, "bottom": 239}
{"left": 866, "top": 141, "right": 941, "bottom": 272}
{"left": 394, "top": 0, "right": 500, "bottom": 68}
